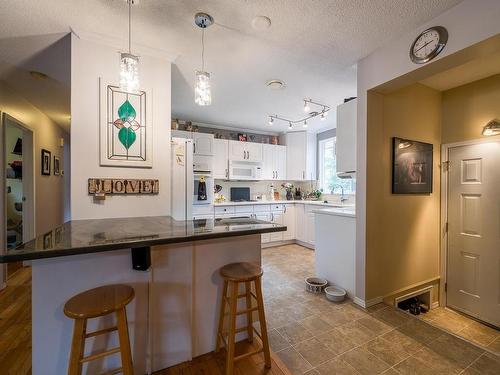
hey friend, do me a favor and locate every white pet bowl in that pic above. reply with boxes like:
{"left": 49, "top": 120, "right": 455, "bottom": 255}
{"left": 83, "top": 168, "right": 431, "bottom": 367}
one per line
{"left": 305, "top": 277, "right": 328, "bottom": 294}
{"left": 325, "top": 286, "right": 346, "bottom": 302}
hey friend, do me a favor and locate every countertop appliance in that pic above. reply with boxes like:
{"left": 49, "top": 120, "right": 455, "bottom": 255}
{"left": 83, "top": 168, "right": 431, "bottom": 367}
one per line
{"left": 171, "top": 137, "right": 214, "bottom": 220}
{"left": 230, "top": 187, "right": 250, "bottom": 202}
{"left": 228, "top": 160, "right": 262, "bottom": 180}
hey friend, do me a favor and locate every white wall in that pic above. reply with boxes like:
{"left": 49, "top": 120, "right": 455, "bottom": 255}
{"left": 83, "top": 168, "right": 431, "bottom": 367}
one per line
{"left": 355, "top": 0, "right": 500, "bottom": 302}
{"left": 71, "top": 34, "right": 172, "bottom": 219}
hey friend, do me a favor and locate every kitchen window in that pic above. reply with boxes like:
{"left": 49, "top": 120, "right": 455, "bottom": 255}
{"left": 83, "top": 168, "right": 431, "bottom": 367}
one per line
{"left": 318, "top": 137, "right": 355, "bottom": 194}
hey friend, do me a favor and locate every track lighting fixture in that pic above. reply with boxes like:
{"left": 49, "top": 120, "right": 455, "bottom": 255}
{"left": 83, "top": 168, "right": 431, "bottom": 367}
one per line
{"left": 303, "top": 120, "right": 308, "bottom": 128}
{"left": 303, "top": 100, "right": 311, "bottom": 112}
{"left": 269, "top": 117, "right": 274, "bottom": 125}
{"left": 268, "top": 98, "right": 330, "bottom": 129}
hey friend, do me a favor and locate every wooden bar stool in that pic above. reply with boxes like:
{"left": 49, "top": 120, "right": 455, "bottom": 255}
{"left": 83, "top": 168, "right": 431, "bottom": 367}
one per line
{"left": 63, "top": 284, "right": 135, "bottom": 375}
{"left": 216, "top": 262, "right": 271, "bottom": 375}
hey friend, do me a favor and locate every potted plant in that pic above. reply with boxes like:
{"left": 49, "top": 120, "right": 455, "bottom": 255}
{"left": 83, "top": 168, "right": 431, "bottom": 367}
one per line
{"left": 281, "top": 182, "right": 294, "bottom": 200}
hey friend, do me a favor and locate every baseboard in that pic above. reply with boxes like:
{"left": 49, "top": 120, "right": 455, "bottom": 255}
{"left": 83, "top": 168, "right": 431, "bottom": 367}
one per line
{"left": 261, "top": 240, "right": 295, "bottom": 248}
{"left": 431, "top": 301, "right": 440, "bottom": 309}
{"left": 353, "top": 296, "right": 383, "bottom": 308}
{"left": 294, "top": 240, "right": 315, "bottom": 249}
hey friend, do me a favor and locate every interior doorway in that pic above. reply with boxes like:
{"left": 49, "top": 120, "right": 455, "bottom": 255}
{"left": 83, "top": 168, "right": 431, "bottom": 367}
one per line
{"left": 2, "top": 113, "right": 35, "bottom": 277}
{"left": 443, "top": 138, "right": 500, "bottom": 329}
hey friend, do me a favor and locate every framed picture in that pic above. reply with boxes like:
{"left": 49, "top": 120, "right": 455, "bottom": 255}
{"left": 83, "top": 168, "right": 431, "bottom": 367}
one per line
{"left": 43, "top": 231, "right": 52, "bottom": 249}
{"left": 41, "top": 149, "right": 51, "bottom": 176}
{"left": 392, "top": 137, "right": 433, "bottom": 194}
{"left": 53, "top": 156, "right": 60, "bottom": 175}
{"left": 238, "top": 133, "right": 247, "bottom": 142}
{"left": 99, "top": 78, "right": 153, "bottom": 168}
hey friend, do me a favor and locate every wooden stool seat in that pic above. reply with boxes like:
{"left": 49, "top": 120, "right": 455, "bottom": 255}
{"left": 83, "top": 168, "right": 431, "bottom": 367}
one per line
{"left": 219, "top": 262, "right": 263, "bottom": 282}
{"left": 216, "top": 262, "right": 271, "bottom": 375}
{"left": 64, "top": 284, "right": 135, "bottom": 319}
{"left": 64, "top": 284, "right": 135, "bottom": 375}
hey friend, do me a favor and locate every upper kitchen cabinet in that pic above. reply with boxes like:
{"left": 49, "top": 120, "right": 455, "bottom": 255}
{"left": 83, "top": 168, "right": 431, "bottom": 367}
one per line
{"left": 228, "top": 140, "right": 263, "bottom": 162}
{"left": 281, "top": 131, "right": 316, "bottom": 181}
{"left": 262, "top": 144, "right": 286, "bottom": 180}
{"left": 336, "top": 98, "right": 357, "bottom": 175}
{"left": 193, "top": 133, "right": 214, "bottom": 156}
{"left": 213, "top": 139, "right": 229, "bottom": 179}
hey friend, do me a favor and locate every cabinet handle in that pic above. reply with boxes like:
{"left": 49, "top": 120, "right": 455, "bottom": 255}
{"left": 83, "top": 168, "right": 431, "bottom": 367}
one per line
{"left": 194, "top": 143, "right": 196, "bottom": 154}
{"left": 284, "top": 205, "right": 287, "bottom": 213}
{"left": 247, "top": 150, "right": 250, "bottom": 159}
{"left": 225, "top": 169, "right": 228, "bottom": 178}
{"left": 302, "top": 171, "right": 305, "bottom": 179}
{"left": 276, "top": 170, "right": 278, "bottom": 179}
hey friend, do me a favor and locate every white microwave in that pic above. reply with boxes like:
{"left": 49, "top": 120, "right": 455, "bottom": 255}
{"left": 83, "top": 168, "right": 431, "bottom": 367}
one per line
{"left": 228, "top": 160, "right": 263, "bottom": 180}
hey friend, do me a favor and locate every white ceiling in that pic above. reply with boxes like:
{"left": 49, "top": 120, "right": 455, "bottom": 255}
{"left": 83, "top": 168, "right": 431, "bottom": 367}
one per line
{"left": 0, "top": 0, "right": 463, "bottom": 133}
{"left": 0, "top": 33, "right": 71, "bottom": 131}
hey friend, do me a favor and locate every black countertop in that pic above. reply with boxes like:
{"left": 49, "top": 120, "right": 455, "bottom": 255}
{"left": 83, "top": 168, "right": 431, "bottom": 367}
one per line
{"left": 1, "top": 216, "right": 286, "bottom": 263}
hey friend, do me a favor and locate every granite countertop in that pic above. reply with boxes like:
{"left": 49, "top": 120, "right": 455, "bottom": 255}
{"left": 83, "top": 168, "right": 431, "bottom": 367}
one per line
{"left": 1, "top": 216, "right": 285, "bottom": 263}
{"left": 215, "top": 200, "right": 354, "bottom": 208}
{"left": 312, "top": 207, "right": 356, "bottom": 218}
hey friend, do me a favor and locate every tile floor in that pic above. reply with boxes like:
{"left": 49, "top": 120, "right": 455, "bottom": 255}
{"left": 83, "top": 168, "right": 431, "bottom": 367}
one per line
{"left": 418, "top": 306, "right": 500, "bottom": 354}
{"left": 262, "top": 244, "right": 500, "bottom": 375}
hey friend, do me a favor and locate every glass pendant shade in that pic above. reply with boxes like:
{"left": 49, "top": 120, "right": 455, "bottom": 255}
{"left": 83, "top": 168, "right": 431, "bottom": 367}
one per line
{"left": 195, "top": 71, "right": 212, "bottom": 106}
{"left": 120, "top": 53, "right": 140, "bottom": 93}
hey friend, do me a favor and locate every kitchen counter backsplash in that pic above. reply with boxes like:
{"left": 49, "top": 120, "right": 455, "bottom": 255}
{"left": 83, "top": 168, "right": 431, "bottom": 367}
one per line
{"left": 214, "top": 180, "right": 355, "bottom": 205}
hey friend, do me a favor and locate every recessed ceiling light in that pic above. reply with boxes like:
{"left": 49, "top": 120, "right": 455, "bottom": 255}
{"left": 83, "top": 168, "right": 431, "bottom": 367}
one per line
{"left": 29, "top": 71, "right": 49, "bottom": 80}
{"left": 251, "top": 16, "right": 271, "bottom": 31}
{"left": 266, "top": 79, "right": 286, "bottom": 90}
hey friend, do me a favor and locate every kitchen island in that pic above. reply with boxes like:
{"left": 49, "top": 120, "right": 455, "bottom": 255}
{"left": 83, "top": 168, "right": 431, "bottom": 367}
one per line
{"left": 1, "top": 216, "right": 285, "bottom": 374}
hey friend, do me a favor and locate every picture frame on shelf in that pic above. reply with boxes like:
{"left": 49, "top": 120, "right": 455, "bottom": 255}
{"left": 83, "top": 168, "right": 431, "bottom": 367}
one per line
{"left": 41, "top": 149, "right": 51, "bottom": 176}
{"left": 392, "top": 137, "right": 433, "bottom": 194}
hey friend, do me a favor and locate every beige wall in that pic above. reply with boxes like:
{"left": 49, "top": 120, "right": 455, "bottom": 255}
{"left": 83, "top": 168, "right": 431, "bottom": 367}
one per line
{"left": 366, "top": 84, "right": 442, "bottom": 301}
{"left": 1, "top": 80, "right": 68, "bottom": 236}
{"left": 442, "top": 73, "right": 500, "bottom": 143}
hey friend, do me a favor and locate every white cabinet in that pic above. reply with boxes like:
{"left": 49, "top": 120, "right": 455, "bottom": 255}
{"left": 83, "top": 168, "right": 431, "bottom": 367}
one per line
{"left": 306, "top": 212, "right": 316, "bottom": 246}
{"left": 336, "top": 99, "right": 357, "bottom": 174}
{"left": 213, "top": 139, "right": 228, "bottom": 179}
{"left": 282, "top": 131, "right": 316, "bottom": 181}
{"left": 282, "top": 204, "right": 295, "bottom": 241}
{"left": 262, "top": 144, "right": 287, "bottom": 180}
{"left": 295, "top": 204, "right": 307, "bottom": 242}
{"left": 255, "top": 213, "right": 270, "bottom": 243}
{"left": 193, "top": 133, "right": 214, "bottom": 156}
{"left": 270, "top": 212, "right": 284, "bottom": 242}
{"left": 228, "top": 140, "right": 263, "bottom": 162}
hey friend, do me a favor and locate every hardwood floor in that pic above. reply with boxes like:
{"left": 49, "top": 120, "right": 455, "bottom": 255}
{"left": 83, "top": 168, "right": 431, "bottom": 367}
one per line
{"left": 0, "top": 266, "right": 32, "bottom": 375}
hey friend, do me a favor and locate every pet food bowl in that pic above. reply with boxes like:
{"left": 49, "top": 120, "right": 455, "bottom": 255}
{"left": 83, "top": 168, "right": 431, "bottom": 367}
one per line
{"left": 305, "top": 277, "right": 328, "bottom": 293}
{"left": 325, "top": 286, "right": 346, "bottom": 302}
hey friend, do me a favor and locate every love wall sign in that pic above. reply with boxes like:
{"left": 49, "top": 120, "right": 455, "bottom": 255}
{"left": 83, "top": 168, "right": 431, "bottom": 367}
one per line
{"left": 88, "top": 178, "right": 159, "bottom": 195}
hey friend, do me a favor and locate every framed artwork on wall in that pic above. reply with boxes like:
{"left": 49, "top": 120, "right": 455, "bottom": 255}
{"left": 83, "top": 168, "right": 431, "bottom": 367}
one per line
{"left": 41, "top": 149, "right": 51, "bottom": 176}
{"left": 53, "top": 156, "right": 60, "bottom": 175}
{"left": 99, "top": 78, "right": 153, "bottom": 168}
{"left": 392, "top": 137, "right": 433, "bottom": 194}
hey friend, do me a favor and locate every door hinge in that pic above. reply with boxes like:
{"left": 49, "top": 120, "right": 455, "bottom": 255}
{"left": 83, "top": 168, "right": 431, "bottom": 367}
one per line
{"left": 445, "top": 222, "right": 449, "bottom": 233}
{"left": 442, "top": 161, "right": 450, "bottom": 172}
{"left": 444, "top": 282, "right": 447, "bottom": 292}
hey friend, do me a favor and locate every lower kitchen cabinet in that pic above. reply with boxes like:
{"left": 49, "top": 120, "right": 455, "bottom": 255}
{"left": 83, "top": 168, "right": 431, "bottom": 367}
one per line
{"left": 269, "top": 212, "right": 283, "bottom": 242}
{"left": 306, "top": 212, "right": 315, "bottom": 245}
{"left": 282, "top": 204, "right": 295, "bottom": 240}
{"left": 255, "top": 213, "right": 271, "bottom": 243}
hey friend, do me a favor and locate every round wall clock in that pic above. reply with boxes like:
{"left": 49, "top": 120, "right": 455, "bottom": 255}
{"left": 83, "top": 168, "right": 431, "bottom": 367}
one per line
{"left": 410, "top": 26, "right": 448, "bottom": 64}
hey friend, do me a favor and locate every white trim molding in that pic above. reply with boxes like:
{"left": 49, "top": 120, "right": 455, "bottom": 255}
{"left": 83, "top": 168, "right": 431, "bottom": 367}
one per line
{"left": 353, "top": 296, "right": 384, "bottom": 309}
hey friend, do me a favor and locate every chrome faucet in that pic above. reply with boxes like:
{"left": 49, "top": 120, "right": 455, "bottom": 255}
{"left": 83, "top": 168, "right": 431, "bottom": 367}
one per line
{"left": 335, "top": 186, "right": 348, "bottom": 204}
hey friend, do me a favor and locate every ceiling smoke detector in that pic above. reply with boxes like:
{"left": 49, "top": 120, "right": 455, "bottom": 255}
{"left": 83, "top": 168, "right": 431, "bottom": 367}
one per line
{"left": 251, "top": 15, "right": 271, "bottom": 31}
{"left": 266, "top": 79, "right": 286, "bottom": 90}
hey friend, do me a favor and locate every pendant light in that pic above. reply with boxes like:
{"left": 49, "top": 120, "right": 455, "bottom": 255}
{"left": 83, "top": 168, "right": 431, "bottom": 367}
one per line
{"left": 120, "top": 0, "right": 139, "bottom": 93}
{"left": 194, "top": 13, "right": 214, "bottom": 106}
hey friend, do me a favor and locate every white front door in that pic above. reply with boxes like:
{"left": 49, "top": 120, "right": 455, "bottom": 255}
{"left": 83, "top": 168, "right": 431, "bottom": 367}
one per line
{"left": 447, "top": 141, "right": 500, "bottom": 327}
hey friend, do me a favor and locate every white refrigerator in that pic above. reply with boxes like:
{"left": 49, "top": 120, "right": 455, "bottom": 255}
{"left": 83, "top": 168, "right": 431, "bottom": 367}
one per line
{"left": 171, "top": 138, "right": 194, "bottom": 220}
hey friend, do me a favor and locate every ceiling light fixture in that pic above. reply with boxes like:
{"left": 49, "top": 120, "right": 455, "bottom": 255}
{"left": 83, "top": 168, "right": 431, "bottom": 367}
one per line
{"left": 268, "top": 98, "right": 330, "bottom": 129}
{"left": 194, "top": 12, "right": 214, "bottom": 106}
{"left": 303, "top": 99, "right": 311, "bottom": 112}
{"left": 119, "top": 0, "right": 140, "bottom": 93}
{"left": 482, "top": 119, "right": 500, "bottom": 136}
{"left": 269, "top": 116, "right": 274, "bottom": 125}
{"left": 266, "top": 79, "right": 286, "bottom": 90}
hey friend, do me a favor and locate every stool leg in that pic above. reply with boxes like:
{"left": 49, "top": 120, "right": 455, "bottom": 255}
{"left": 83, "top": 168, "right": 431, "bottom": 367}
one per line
{"left": 68, "top": 318, "right": 86, "bottom": 375}
{"left": 116, "top": 307, "right": 134, "bottom": 375}
{"left": 225, "top": 281, "right": 239, "bottom": 375}
{"left": 244, "top": 281, "right": 253, "bottom": 343}
{"left": 254, "top": 277, "right": 271, "bottom": 369}
{"left": 216, "top": 280, "right": 228, "bottom": 352}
